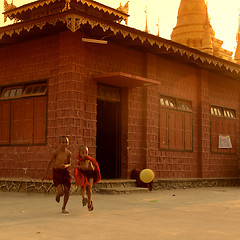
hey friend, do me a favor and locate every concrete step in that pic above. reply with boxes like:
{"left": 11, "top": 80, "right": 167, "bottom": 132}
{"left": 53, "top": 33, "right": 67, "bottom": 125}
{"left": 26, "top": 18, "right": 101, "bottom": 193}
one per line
{"left": 98, "top": 187, "right": 150, "bottom": 195}
{"left": 95, "top": 179, "right": 137, "bottom": 188}
{"left": 93, "top": 179, "right": 150, "bottom": 194}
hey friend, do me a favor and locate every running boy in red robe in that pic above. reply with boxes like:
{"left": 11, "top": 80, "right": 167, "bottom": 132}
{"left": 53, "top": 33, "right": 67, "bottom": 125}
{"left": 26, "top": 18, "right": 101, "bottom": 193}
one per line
{"left": 74, "top": 145, "right": 101, "bottom": 211}
{"left": 43, "top": 136, "right": 72, "bottom": 214}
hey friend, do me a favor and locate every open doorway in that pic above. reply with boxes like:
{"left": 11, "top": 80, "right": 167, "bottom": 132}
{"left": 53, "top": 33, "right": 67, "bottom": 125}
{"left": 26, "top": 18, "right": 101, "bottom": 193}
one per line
{"left": 96, "top": 85, "right": 121, "bottom": 179}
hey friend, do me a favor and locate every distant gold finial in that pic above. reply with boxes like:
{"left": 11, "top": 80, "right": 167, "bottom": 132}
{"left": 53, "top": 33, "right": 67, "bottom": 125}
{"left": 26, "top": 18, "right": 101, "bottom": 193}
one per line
{"left": 144, "top": 5, "right": 149, "bottom": 33}
{"left": 3, "top": 0, "right": 16, "bottom": 12}
{"left": 237, "top": 9, "right": 240, "bottom": 42}
{"left": 4, "top": 0, "right": 16, "bottom": 22}
{"left": 204, "top": 1, "right": 211, "bottom": 23}
{"left": 205, "top": 0, "right": 209, "bottom": 10}
{"left": 156, "top": 18, "right": 160, "bottom": 37}
{"left": 238, "top": 8, "right": 240, "bottom": 28}
{"left": 116, "top": 1, "right": 129, "bottom": 25}
{"left": 117, "top": 1, "right": 129, "bottom": 15}
{"left": 4, "top": 0, "right": 16, "bottom": 12}
{"left": 234, "top": 9, "right": 240, "bottom": 62}
{"left": 62, "top": 0, "right": 71, "bottom": 12}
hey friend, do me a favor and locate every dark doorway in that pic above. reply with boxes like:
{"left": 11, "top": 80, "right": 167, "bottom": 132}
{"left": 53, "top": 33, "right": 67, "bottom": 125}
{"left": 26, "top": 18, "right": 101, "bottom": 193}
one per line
{"left": 96, "top": 99, "right": 120, "bottom": 179}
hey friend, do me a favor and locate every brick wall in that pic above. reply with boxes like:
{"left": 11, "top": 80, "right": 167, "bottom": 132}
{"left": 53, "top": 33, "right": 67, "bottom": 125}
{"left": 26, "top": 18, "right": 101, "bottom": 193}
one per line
{"left": 207, "top": 72, "right": 239, "bottom": 177}
{"left": 0, "top": 30, "right": 239, "bottom": 179}
{"left": 152, "top": 58, "right": 200, "bottom": 178}
{"left": 0, "top": 35, "right": 59, "bottom": 178}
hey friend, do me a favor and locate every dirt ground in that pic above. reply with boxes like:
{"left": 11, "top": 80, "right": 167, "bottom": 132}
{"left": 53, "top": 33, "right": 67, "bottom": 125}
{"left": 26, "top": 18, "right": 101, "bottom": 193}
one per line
{"left": 1, "top": 187, "right": 240, "bottom": 240}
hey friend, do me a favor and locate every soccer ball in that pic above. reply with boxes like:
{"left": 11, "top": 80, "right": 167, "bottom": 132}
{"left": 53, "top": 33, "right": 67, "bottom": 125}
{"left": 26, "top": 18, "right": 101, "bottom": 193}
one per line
{"left": 139, "top": 169, "right": 154, "bottom": 183}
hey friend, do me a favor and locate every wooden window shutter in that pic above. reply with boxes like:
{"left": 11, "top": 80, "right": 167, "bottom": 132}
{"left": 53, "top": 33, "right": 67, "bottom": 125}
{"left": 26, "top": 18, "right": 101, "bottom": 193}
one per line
{"left": 176, "top": 112, "right": 184, "bottom": 150}
{"left": 184, "top": 112, "right": 192, "bottom": 150}
{"left": 22, "top": 98, "right": 34, "bottom": 144}
{"left": 11, "top": 99, "right": 34, "bottom": 144}
{"left": 11, "top": 100, "right": 23, "bottom": 144}
{"left": 210, "top": 118, "right": 218, "bottom": 152}
{"left": 160, "top": 108, "right": 168, "bottom": 149}
{"left": 34, "top": 96, "right": 47, "bottom": 144}
{"left": 0, "top": 101, "right": 10, "bottom": 144}
{"left": 227, "top": 120, "right": 236, "bottom": 153}
{"left": 168, "top": 111, "right": 177, "bottom": 149}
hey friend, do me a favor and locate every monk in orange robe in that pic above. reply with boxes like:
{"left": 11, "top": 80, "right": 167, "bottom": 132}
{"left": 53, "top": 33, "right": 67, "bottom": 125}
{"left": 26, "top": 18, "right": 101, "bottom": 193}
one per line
{"left": 74, "top": 145, "right": 101, "bottom": 211}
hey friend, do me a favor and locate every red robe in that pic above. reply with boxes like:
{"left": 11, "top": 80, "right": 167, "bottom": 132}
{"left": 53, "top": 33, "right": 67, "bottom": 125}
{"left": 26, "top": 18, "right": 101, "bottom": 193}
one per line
{"left": 74, "top": 154, "right": 101, "bottom": 187}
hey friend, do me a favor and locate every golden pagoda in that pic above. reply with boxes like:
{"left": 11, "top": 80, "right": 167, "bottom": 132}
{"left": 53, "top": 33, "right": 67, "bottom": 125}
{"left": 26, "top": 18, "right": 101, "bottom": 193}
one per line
{"left": 234, "top": 14, "right": 240, "bottom": 64}
{"left": 171, "top": 0, "right": 233, "bottom": 61}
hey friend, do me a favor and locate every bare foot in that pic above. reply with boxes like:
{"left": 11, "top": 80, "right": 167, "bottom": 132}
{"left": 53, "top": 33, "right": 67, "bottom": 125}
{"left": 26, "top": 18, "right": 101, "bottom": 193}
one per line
{"left": 55, "top": 195, "right": 60, "bottom": 203}
{"left": 88, "top": 201, "right": 94, "bottom": 211}
{"left": 82, "top": 197, "right": 88, "bottom": 206}
{"left": 62, "top": 208, "right": 69, "bottom": 214}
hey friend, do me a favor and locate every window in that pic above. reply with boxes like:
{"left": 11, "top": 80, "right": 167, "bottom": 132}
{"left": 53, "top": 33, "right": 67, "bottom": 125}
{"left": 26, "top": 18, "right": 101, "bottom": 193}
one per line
{"left": 210, "top": 105, "right": 236, "bottom": 153}
{"left": 23, "top": 84, "right": 47, "bottom": 97}
{"left": 160, "top": 96, "right": 176, "bottom": 108}
{"left": 160, "top": 96, "right": 192, "bottom": 112}
{"left": 0, "top": 82, "right": 47, "bottom": 145}
{"left": 177, "top": 100, "right": 192, "bottom": 111}
{"left": 211, "top": 106, "right": 235, "bottom": 119}
{"left": 159, "top": 96, "right": 192, "bottom": 151}
{"left": 1, "top": 86, "right": 23, "bottom": 99}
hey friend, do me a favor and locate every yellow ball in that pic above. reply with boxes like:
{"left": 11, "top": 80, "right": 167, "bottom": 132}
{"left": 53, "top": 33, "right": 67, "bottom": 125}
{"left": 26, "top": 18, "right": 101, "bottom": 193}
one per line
{"left": 139, "top": 169, "right": 154, "bottom": 183}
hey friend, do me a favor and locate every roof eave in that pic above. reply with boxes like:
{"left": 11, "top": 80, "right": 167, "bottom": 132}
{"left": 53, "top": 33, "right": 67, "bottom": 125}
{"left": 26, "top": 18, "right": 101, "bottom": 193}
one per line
{"left": 1, "top": 10, "right": 240, "bottom": 80}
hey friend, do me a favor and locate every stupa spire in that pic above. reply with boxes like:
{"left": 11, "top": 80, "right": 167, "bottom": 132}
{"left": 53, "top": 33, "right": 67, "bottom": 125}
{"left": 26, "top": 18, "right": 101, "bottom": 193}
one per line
{"left": 144, "top": 5, "right": 149, "bottom": 33}
{"left": 201, "top": 3, "right": 213, "bottom": 54}
{"left": 171, "top": 0, "right": 209, "bottom": 48}
{"left": 156, "top": 18, "right": 160, "bottom": 37}
{"left": 234, "top": 11, "right": 240, "bottom": 64}
{"left": 171, "top": 0, "right": 232, "bottom": 61}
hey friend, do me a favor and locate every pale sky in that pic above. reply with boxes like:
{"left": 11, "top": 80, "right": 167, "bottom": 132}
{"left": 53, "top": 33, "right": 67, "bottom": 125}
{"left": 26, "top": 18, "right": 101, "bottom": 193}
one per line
{"left": 0, "top": 0, "right": 240, "bottom": 54}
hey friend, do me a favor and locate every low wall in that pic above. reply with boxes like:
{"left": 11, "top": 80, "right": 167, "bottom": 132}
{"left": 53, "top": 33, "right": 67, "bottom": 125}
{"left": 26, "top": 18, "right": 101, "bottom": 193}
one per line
{"left": 1, "top": 178, "right": 240, "bottom": 194}
{"left": 0, "top": 178, "right": 137, "bottom": 194}
{"left": 153, "top": 178, "right": 240, "bottom": 190}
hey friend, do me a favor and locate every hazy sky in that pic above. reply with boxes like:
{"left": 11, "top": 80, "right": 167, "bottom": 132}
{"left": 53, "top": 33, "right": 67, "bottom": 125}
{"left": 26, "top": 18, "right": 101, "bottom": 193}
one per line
{"left": 1, "top": 0, "right": 240, "bottom": 53}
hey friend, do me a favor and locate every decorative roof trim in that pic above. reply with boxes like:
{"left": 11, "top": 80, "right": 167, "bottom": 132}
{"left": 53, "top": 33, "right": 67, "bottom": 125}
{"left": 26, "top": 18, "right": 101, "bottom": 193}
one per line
{"left": 0, "top": 18, "right": 60, "bottom": 38}
{"left": 75, "top": 0, "right": 129, "bottom": 18}
{"left": 1, "top": 12, "right": 240, "bottom": 75}
{"left": 4, "top": 0, "right": 58, "bottom": 18}
{"left": 4, "top": 0, "right": 129, "bottom": 22}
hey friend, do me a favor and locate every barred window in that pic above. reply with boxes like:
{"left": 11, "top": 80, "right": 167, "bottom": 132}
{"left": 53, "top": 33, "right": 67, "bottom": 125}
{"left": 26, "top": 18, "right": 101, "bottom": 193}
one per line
{"left": 23, "top": 84, "right": 47, "bottom": 97}
{"left": 210, "top": 106, "right": 235, "bottom": 119}
{"left": 0, "top": 82, "right": 47, "bottom": 145}
{"left": 160, "top": 97, "right": 176, "bottom": 108}
{"left": 1, "top": 86, "right": 23, "bottom": 99}
{"left": 210, "top": 105, "right": 236, "bottom": 153}
{"left": 160, "top": 96, "right": 192, "bottom": 111}
{"left": 159, "top": 96, "right": 192, "bottom": 151}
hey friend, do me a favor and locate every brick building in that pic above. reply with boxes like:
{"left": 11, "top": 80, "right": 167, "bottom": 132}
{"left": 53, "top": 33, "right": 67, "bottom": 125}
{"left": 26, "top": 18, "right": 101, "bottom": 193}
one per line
{"left": 1, "top": 0, "right": 240, "bottom": 180}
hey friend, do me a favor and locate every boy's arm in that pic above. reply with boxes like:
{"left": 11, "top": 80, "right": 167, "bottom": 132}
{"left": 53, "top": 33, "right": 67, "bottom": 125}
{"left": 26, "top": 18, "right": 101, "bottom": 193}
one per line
{"left": 88, "top": 161, "right": 95, "bottom": 171}
{"left": 42, "top": 153, "right": 55, "bottom": 180}
{"left": 64, "top": 152, "right": 72, "bottom": 168}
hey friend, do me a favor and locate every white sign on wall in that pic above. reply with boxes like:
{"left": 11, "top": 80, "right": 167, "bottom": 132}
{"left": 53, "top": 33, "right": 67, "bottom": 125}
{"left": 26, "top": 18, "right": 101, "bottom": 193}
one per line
{"left": 218, "top": 135, "right": 232, "bottom": 148}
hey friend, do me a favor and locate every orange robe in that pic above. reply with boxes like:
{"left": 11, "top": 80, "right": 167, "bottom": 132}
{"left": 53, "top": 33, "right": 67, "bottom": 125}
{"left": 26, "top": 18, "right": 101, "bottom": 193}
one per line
{"left": 74, "top": 154, "right": 101, "bottom": 187}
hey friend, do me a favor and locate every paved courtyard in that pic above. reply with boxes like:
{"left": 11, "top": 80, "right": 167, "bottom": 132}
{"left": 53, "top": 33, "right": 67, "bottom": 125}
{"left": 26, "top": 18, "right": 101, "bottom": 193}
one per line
{"left": 1, "top": 187, "right": 240, "bottom": 240}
